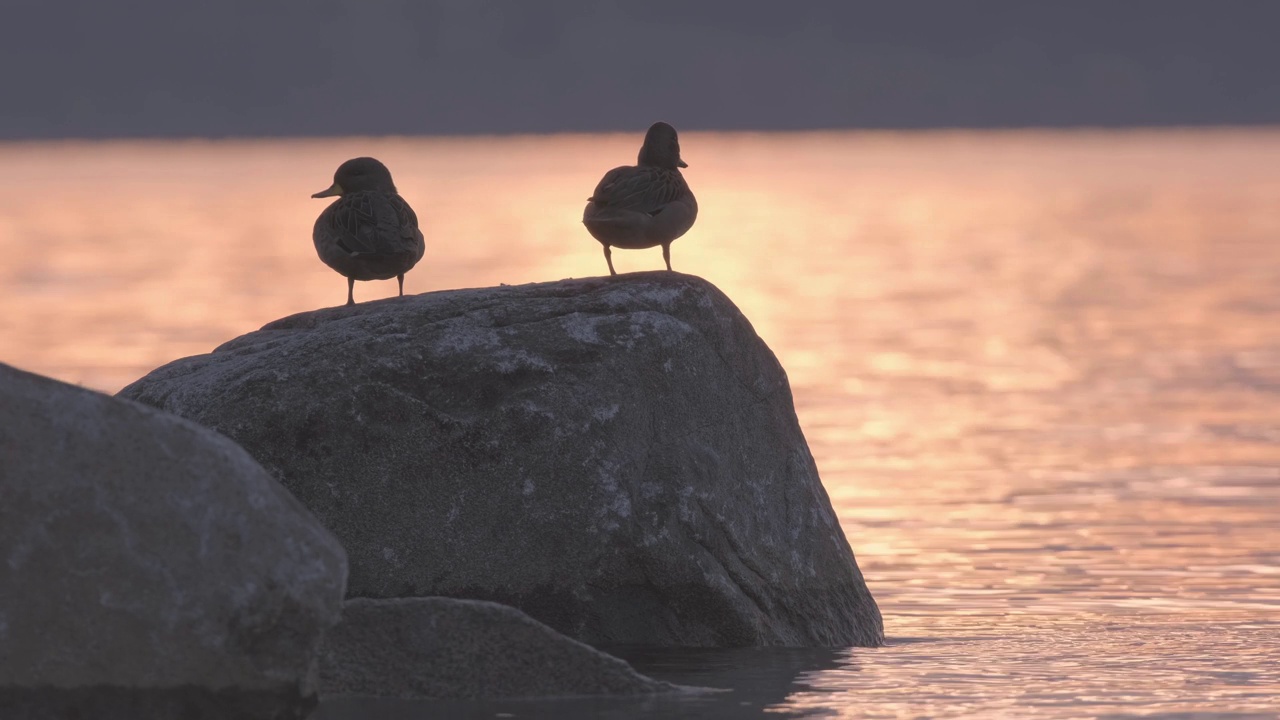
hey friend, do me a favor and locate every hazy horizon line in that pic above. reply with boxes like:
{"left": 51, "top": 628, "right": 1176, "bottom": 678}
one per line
{"left": 6, "top": 121, "right": 1280, "bottom": 145}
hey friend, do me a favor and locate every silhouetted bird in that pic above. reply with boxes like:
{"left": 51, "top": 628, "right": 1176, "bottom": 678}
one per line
{"left": 583, "top": 122, "right": 698, "bottom": 275}
{"left": 311, "top": 157, "right": 425, "bottom": 306}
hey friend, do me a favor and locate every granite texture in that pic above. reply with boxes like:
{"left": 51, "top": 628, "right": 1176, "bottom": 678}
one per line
{"left": 119, "top": 273, "right": 882, "bottom": 647}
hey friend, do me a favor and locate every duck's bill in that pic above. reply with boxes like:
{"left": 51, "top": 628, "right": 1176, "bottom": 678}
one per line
{"left": 311, "top": 183, "right": 343, "bottom": 198}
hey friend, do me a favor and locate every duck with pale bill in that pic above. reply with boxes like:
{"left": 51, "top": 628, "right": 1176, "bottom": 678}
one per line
{"left": 311, "top": 157, "right": 426, "bottom": 306}
{"left": 583, "top": 122, "right": 698, "bottom": 275}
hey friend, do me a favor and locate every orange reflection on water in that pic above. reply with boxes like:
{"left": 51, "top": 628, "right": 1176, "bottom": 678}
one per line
{"left": 3, "top": 130, "right": 1280, "bottom": 717}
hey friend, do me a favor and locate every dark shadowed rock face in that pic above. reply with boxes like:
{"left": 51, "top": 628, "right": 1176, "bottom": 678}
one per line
{"left": 321, "top": 597, "right": 681, "bottom": 699}
{"left": 119, "top": 273, "right": 883, "bottom": 647}
{"left": 0, "top": 363, "right": 349, "bottom": 720}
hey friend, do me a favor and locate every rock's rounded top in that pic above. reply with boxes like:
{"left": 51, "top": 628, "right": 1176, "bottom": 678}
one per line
{"left": 127, "top": 273, "right": 776, "bottom": 419}
{"left": 262, "top": 272, "right": 724, "bottom": 334}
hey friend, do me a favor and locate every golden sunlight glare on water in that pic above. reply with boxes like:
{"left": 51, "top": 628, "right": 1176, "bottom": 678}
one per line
{"left": 4, "top": 129, "right": 1280, "bottom": 717}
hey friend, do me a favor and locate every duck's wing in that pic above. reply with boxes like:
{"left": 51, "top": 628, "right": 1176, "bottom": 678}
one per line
{"left": 320, "top": 191, "right": 418, "bottom": 256}
{"left": 389, "top": 194, "right": 426, "bottom": 258}
{"left": 587, "top": 166, "right": 690, "bottom": 216}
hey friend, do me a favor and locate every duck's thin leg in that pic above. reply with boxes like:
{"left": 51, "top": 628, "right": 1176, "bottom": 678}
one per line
{"left": 397, "top": 273, "right": 405, "bottom": 297}
{"left": 662, "top": 243, "right": 672, "bottom": 271}
{"left": 346, "top": 277, "right": 355, "bottom": 306}
{"left": 604, "top": 245, "right": 617, "bottom": 276}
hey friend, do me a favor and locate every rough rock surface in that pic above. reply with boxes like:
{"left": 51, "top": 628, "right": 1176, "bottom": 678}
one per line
{"left": 119, "top": 272, "right": 883, "bottom": 647}
{"left": 0, "top": 363, "right": 348, "bottom": 720}
{"left": 321, "top": 597, "right": 680, "bottom": 699}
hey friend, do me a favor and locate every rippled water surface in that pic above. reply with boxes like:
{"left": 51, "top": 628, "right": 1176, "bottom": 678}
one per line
{"left": 3, "top": 130, "right": 1279, "bottom": 718}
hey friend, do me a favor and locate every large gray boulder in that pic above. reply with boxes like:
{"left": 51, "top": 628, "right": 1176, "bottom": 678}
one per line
{"left": 0, "top": 363, "right": 348, "bottom": 720}
{"left": 320, "top": 597, "right": 680, "bottom": 699}
{"left": 120, "top": 273, "right": 883, "bottom": 647}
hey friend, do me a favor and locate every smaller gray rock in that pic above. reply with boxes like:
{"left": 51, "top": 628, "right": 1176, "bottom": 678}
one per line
{"left": 320, "top": 598, "right": 683, "bottom": 699}
{"left": 0, "top": 363, "right": 348, "bottom": 720}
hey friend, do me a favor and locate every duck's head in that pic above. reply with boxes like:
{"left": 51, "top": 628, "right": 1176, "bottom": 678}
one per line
{"left": 637, "top": 122, "right": 687, "bottom": 170}
{"left": 312, "top": 157, "right": 397, "bottom": 198}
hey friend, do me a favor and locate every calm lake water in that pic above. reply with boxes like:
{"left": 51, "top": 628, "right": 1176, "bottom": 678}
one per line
{"left": 3, "top": 130, "right": 1279, "bottom": 718}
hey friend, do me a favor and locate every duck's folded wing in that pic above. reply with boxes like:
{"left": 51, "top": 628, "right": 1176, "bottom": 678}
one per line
{"left": 588, "top": 167, "right": 686, "bottom": 215}
{"left": 390, "top": 194, "right": 425, "bottom": 252}
{"left": 324, "top": 192, "right": 415, "bottom": 256}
